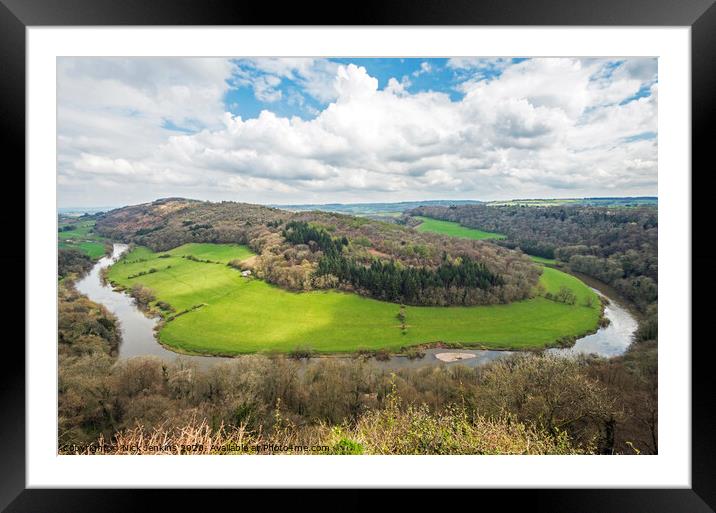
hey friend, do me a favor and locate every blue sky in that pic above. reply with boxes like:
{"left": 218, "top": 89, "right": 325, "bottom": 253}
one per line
{"left": 57, "top": 57, "right": 657, "bottom": 207}
{"left": 224, "top": 58, "right": 531, "bottom": 121}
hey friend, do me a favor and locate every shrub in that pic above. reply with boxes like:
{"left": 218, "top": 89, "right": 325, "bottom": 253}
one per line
{"left": 130, "top": 284, "right": 155, "bottom": 307}
{"left": 288, "top": 346, "right": 315, "bottom": 360}
{"left": 156, "top": 301, "right": 175, "bottom": 313}
{"left": 330, "top": 438, "right": 365, "bottom": 455}
{"left": 554, "top": 286, "right": 577, "bottom": 305}
{"left": 403, "top": 348, "right": 426, "bottom": 360}
{"left": 374, "top": 349, "right": 390, "bottom": 361}
{"left": 228, "top": 259, "right": 245, "bottom": 270}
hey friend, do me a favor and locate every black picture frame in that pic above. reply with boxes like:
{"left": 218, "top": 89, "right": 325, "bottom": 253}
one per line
{"left": 3, "top": 0, "right": 714, "bottom": 510}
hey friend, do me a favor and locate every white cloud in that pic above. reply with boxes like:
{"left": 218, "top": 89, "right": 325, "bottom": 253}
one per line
{"left": 232, "top": 58, "right": 341, "bottom": 104}
{"left": 57, "top": 57, "right": 236, "bottom": 205}
{"left": 412, "top": 61, "right": 433, "bottom": 77}
{"left": 58, "top": 58, "right": 657, "bottom": 206}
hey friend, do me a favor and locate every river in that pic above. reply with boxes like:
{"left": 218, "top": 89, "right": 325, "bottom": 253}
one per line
{"left": 74, "top": 244, "right": 639, "bottom": 370}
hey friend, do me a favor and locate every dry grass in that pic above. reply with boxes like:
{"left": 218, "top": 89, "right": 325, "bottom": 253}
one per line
{"left": 64, "top": 391, "right": 585, "bottom": 456}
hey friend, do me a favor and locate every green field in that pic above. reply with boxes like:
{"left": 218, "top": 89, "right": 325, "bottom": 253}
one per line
{"left": 529, "top": 255, "right": 558, "bottom": 265}
{"left": 414, "top": 216, "right": 506, "bottom": 240}
{"left": 59, "top": 240, "right": 106, "bottom": 259}
{"left": 164, "top": 243, "right": 255, "bottom": 263}
{"left": 58, "top": 219, "right": 107, "bottom": 259}
{"left": 107, "top": 243, "right": 600, "bottom": 355}
{"left": 58, "top": 219, "right": 97, "bottom": 239}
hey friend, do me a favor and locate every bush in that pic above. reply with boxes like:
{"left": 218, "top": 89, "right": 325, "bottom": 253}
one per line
{"left": 330, "top": 438, "right": 364, "bottom": 455}
{"left": 403, "top": 347, "right": 425, "bottom": 360}
{"left": 288, "top": 346, "right": 314, "bottom": 360}
{"left": 156, "top": 301, "right": 175, "bottom": 313}
{"left": 545, "top": 286, "right": 578, "bottom": 305}
{"left": 554, "top": 335, "right": 577, "bottom": 348}
{"left": 554, "top": 286, "right": 577, "bottom": 305}
{"left": 345, "top": 386, "right": 584, "bottom": 455}
{"left": 130, "top": 284, "right": 155, "bottom": 307}
{"left": 228, "top": 259, "right": 245, "bottom": 270}
{"left": 374, "top": 349, "right": 391, "bottom": 361}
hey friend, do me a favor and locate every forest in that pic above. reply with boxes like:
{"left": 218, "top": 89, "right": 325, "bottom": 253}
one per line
{"left": 285, "top": 220, "right": 505, "bottom": 305}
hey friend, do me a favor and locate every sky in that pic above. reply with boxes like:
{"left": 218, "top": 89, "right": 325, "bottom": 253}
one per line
{"left": 57, "top": 57, "right": 657, "bottom": 208}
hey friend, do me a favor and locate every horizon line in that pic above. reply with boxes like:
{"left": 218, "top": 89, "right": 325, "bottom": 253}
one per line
{"left": 57, "top": 195, "right": 659, "bottom": 211}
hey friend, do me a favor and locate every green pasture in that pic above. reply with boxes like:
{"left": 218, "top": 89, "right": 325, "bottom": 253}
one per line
{"left": 414, "top": 216, "right": 506, "bottom": 240}
{"left": 59, "top": 240, "right": 107, "bottom": 259}
{"left": 164, "top": 243, "right": 255, "bottom": 263}
{"left": 107, "top": 243, "right": 600, "bottom": 355}
{"left": 58, "top": 219, "right": 107, "bottom": 259}
{"left": 529, "top": 255, "right": 558, "bottom": 265}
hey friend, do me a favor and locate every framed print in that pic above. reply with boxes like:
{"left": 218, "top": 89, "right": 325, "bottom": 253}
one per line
{"left": 4, "top": 0, "right": 715, "bottom": 510}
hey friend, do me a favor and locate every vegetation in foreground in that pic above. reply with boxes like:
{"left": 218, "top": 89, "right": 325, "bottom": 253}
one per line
{"left": 57, "top": 282, "right": 657, "bottom": 455}
{"left": 78, "top": 394, "right": 582, "bottom": 456}
{"left": 106, "top": 243, "right": 600, "bottom": 355}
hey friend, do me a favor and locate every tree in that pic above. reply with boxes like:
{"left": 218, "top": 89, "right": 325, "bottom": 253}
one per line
{"left": 130, "top": 284, "right": 155, "bottom": 307}
{"left": 477, "top": 354, "right": 616, "bottom": 446}
{"left": 554, "top": 286, "right": 577, "bottom": 305}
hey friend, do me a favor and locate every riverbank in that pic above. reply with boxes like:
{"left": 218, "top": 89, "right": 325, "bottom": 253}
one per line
{"left": 549, "top": 264, "right": 644, "bottom": 322}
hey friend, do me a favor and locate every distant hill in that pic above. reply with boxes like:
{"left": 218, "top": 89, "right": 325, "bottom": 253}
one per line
{"left": 58, "top": 206, "right": 118, "bottom": 217}
{"left": 485, "top": 197, "right": 657, "bottom": 207}
{"left": 275, "top": 199, "right": 484, "bottom": 216}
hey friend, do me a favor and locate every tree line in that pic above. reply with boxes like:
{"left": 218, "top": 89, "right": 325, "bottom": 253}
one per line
{"left": 317, "top": 252, "right": 504, "bottom": 305}
{"left": 282, "top": 220, "right": 348, "bottom": 257}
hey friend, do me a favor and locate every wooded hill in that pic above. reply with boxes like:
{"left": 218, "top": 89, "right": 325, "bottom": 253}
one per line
{"left": 95, "top": 198, "right": 540, "bottom": 306}
{"left": 407, "top": 204, "right": 658, "bottom": 312}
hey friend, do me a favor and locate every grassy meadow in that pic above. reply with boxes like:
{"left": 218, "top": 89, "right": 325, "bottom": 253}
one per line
{"left": 58, "top": 219, "right": 107, "bottom": 259}
{"left": 414, "top": 216, "right": 506, "bottom": 240}
{"left": 164, "top": 243, "right": 255, "bottom": 263}
{"left": 529, "top": 255, "right": 558, "bottom": 265}
{"left": 107, "top": 243, "right": 600, "bottom": 355}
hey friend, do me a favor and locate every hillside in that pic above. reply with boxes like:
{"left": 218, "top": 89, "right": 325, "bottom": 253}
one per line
{"left": 96, "top": 198, "right": 540, "bottom": 307}
{"left": 407, "top": 203, "right": 657, "bottom": 311}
